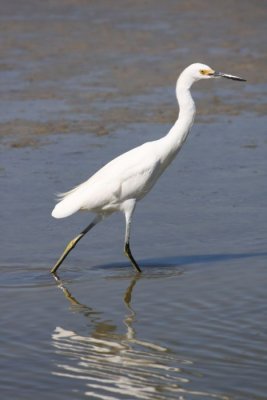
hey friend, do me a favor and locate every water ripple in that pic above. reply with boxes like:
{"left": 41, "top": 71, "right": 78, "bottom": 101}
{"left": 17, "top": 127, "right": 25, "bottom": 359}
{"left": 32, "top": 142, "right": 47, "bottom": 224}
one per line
{"left": 52, "top": 326, "right": 230, "bottom": 400}
{"left": 51, "top": 277, "right": 230, "bottom": 400}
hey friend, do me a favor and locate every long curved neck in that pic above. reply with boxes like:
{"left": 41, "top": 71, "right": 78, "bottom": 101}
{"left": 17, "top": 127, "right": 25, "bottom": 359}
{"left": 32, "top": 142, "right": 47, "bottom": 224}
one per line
{"left": 168, "top": 73, "right": 196, "bottom": 144}
{"left": 159, "top": 72, "right": 196, "bottom": 165}
{"left": 176, "top": 72, "right": 196, "bottom": 127}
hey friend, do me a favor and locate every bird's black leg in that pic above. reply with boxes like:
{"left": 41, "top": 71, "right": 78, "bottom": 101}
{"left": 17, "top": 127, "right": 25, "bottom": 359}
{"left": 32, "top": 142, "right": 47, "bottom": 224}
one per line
{"left": 123, "top": 200, "right": 142, "bottom": 273}
{"left": 124, "top": 242, "right": 142, "bottom": 273}
{"left": 51, "top": 215, "right": 102, "bottom": 274}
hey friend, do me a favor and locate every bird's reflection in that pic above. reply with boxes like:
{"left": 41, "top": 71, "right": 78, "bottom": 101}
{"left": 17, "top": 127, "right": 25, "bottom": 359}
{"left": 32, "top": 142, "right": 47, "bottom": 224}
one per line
{"left": 51, "top": 273, "right": 225, "bottom": 400}
{"left": 53, "top": 273, "right": 166, "bottom": 352}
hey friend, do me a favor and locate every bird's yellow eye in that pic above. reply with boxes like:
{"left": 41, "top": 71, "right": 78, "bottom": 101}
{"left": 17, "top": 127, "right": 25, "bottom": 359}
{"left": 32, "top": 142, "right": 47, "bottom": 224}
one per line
{"left": 200, "top": 69, "right": 214, "bottom": 76}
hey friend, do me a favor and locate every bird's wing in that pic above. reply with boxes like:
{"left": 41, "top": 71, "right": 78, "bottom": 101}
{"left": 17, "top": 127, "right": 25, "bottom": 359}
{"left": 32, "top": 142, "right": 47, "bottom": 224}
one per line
{"left": 52, "top": 141, "right": 160, "bottom": 218}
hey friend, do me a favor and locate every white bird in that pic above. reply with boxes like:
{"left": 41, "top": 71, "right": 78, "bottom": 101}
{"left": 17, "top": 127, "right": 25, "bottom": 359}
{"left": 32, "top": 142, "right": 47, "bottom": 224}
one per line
{"left": 51, "top": 63, "right": 245, "bottom": 274}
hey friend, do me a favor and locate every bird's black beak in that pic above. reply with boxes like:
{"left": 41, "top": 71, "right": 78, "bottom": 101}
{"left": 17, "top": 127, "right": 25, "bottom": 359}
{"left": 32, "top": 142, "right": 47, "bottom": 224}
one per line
{"left": 211, "top": 71, "right": 246, "bottom": 82}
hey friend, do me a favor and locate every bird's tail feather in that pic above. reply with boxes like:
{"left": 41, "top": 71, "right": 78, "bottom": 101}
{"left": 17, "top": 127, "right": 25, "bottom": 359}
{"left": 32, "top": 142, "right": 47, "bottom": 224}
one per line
{"left": 52, "top": 183, "right": 85, "bottom": 219}
{"left": 52, "top": 197, "right": 80, "bottom": 218}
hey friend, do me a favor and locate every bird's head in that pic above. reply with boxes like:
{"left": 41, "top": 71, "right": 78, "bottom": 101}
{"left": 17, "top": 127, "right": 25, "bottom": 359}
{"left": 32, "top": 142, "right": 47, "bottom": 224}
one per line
{"left": 184, "top": 63, "right": 246, "bottom": 83}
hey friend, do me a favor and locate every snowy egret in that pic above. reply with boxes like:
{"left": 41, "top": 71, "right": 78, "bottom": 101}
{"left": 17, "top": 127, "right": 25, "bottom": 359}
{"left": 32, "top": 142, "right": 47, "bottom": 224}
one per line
{"left": 51, "top": 63, "right": 245, "bottom": 274}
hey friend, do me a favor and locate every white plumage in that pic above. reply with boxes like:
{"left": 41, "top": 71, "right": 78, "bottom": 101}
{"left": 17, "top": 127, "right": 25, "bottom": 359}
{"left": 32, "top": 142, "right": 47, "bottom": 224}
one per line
{"left": 51, "top": 63, "right": 245, "bottom": 274}
{"left": 52, "top": 141, "right": 161, "bottom": 218}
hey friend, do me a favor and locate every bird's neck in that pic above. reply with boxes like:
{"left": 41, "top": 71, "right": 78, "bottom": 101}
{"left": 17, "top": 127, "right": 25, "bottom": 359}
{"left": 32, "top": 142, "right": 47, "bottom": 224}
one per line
{"left": 176, "top": 73, "right": 196, "bottom": 126}
{"left": 161, "top": 75, "right": 196, "bottom": 158}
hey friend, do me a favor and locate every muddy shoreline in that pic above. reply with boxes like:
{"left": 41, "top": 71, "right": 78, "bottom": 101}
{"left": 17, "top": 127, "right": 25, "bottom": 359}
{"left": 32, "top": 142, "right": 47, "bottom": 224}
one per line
{"left": 0, "top": 0, "right": 266, "bottom": 147}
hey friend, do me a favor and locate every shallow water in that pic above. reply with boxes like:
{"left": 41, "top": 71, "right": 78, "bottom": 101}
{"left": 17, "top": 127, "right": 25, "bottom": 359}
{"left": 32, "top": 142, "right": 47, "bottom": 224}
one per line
{"left": 1, "top": 1, "right": 267, "bottom": 399}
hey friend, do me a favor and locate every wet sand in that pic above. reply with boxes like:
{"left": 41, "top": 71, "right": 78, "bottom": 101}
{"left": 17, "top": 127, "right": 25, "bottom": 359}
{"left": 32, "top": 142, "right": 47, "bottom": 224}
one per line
{"left": 0, "top": 0, "right": 266, "bottom": 147}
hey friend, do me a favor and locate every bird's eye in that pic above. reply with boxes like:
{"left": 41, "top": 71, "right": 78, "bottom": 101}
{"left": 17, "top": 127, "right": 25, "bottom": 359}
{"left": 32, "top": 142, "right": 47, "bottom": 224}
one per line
{"left": 200, "top": 69, "right": 205, "bottom": 75}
